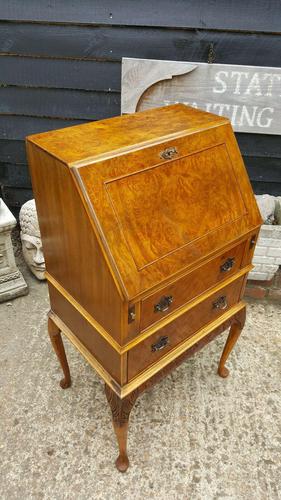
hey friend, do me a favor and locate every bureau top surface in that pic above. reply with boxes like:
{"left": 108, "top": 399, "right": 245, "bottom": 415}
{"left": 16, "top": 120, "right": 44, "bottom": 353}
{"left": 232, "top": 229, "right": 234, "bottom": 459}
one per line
{"left": 27, "top": 104, "right": 226, "bottom": 165}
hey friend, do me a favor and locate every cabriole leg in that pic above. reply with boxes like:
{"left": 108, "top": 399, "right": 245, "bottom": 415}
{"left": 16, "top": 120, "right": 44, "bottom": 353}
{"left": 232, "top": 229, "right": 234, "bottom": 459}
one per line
{"left": 218, "top": 307, "right": 246, "bottom": 378}
{"left": 48, "top": 315, "right": 71, "bottom": 389}
{"left": 105, "top": 384, "right": 139, "bottom": 472}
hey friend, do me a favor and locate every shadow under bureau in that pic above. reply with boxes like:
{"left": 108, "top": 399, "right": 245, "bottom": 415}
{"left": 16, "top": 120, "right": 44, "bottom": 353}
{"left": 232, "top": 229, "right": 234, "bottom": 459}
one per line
{"left": 26, "top": 104, "right": 262, "bottom": 472}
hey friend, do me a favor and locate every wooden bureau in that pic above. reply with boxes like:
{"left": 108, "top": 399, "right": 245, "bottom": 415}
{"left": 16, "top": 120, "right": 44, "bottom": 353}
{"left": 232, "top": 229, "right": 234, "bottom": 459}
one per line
{"left": 26, "top": 104, "right": 262, "bottom": 472}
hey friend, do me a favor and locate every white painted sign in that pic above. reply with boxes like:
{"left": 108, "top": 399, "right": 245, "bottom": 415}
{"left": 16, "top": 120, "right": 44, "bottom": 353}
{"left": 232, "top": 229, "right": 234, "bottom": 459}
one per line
{"left": 121, "top": 58, "right": 281, "bottom": 135}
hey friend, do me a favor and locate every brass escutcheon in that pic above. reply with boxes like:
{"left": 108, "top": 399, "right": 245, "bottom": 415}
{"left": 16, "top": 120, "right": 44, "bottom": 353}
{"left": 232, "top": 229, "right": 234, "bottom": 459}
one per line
{"left": 160, "top": 146, "right": 178, "bottom": 160}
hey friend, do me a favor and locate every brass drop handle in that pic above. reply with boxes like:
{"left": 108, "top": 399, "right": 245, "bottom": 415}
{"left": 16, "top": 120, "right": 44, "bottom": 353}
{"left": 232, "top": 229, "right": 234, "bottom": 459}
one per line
{"left": 154, "top": 295, "right": 173, "bottom": 313}
{"left": 220, "top": 257, "right": 235, "bottom": 273}
{"left": 151, "top": 336, "right": 169, "bottom": 352}
{"left": 212, "top": 295, "right": 228, "bottom": 310}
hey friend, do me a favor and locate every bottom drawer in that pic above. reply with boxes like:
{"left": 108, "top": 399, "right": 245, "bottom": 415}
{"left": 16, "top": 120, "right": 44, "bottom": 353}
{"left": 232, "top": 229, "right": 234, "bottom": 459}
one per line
{"left": 128, "top": 276, "right": 244, "bottom": 380}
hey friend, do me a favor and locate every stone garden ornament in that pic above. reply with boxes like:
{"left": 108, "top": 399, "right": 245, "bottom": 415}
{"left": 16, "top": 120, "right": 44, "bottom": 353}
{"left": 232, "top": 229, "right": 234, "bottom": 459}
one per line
{"left": 19, "top": 199, "right": 46, "bottom": 280}
{"left": 0, "top": 198, "right": 28, "bottom": 302}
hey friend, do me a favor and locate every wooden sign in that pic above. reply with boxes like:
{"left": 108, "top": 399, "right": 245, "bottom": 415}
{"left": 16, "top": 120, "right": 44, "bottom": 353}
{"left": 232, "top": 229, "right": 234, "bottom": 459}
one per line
{"left": 121, "top": 58, "right": 281, "bottom": 135}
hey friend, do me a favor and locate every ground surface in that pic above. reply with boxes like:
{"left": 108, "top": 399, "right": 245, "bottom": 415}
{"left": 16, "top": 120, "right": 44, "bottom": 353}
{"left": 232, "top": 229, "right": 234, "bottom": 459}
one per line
{"left": 1, "top": 261, "right": 281, "bottom": 500}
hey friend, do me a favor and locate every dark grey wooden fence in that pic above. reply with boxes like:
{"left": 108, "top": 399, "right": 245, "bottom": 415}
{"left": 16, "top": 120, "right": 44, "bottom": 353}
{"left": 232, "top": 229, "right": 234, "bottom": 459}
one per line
{"left": 0, "top": 1, "right": 280, "bottom": 213}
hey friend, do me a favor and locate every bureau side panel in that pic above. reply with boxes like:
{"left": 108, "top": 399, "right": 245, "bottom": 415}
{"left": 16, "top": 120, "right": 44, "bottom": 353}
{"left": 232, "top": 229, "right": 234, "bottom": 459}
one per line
{"left": 48, "top": 283, "right": 121, "bottom": 383}
{"left": 26, "top": 142, "right": 123, "bottom": 343}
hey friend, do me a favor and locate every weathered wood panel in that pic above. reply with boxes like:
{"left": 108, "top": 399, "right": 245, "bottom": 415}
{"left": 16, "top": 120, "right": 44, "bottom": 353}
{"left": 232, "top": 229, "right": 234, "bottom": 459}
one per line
{"left": 0, "top": 185, "right": 33, "bottom": 208}
{"left": 122, "top": 58, "right": 281, "bottom": 135}
{"left": 0, "top": 87, "right": 120, "bottom": 120}
{"left": 236, "top": 134, "right": 281, "bottom": 158}
{"left": 251, "top": 181, "right": 281, "bottom": 196}
{"left": 0, "top": 1, "right": 280, "bottom": 210}
{"left": 0, "top": 116, "right": 85, "bottom": 140}
{"left": 244, "top": 157, "right": 281, "bottom": 183}
{"left": 0, "top": 0, "right": 280, "bottom": 32}
{"left": 0, "top": 23, "right": 280, "bottom": 68}
{"left": 0, "top": 162, "right": 31, "bottom": 187}
{"left": 0, "top": 55, "right": 121, "bottom": 91}
{"left": 0, "top": 140, "right": 27, "bottom": 164}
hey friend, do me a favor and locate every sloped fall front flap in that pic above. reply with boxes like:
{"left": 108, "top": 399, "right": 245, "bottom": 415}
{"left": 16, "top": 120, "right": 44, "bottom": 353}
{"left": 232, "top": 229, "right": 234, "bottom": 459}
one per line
{"left": 73, "top": 115, "right": 261, "bottom": 300}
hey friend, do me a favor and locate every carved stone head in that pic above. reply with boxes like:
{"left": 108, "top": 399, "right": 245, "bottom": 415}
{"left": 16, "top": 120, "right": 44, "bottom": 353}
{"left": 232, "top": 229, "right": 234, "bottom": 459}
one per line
{"left": 19, "top": 199, "right": 46, "bottom": 280}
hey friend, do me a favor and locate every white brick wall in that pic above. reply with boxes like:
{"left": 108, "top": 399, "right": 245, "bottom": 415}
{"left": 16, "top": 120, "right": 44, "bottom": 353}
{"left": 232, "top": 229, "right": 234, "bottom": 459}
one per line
{"left": 249, "top": 224, "right": 281, "bottom": 281}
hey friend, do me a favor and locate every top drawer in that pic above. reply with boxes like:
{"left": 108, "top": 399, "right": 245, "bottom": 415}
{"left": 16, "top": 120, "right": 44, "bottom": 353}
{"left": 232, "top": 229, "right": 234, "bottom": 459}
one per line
{"left": 140, "top": 240, "right": 246, "bottom": 331}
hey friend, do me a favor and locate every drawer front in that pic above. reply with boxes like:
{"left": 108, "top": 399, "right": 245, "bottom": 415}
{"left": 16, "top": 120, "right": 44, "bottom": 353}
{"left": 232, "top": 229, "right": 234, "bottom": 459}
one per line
{"left": 140, "top": 241, "right": 246, "bottom": 331}
{"left": 128, "top": 276, "right": 244, "bottom": 381}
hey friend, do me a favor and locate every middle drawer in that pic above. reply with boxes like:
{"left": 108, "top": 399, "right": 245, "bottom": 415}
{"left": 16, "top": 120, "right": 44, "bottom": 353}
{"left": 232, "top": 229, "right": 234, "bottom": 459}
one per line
{"left": 140, "top": 240, "right": 246, "bottom": 331}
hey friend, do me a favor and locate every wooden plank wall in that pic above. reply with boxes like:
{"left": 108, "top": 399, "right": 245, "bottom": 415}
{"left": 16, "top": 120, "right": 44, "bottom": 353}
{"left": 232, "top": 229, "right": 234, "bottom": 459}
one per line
{"left": 0, "top": 1, "right": 280, "bottom": 213}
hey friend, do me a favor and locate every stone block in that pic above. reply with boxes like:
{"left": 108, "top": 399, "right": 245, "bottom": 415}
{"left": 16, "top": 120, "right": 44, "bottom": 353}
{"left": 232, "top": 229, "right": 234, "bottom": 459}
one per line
{"left": 249, "top": 264, "right": 278, "bottom": 280}
{"left": 253, "top": 255, "right": 275, "bottom": 265}
{"left": 258, "top": 238, "right": 273, "bottom": 246}
{"left": 263, "top": 239, "right": 280, "bottom": 248}
{"left": 248, "top": 271, "right": 269, "bottom": 281}
{"left": 254, "top": 246, "right": 268, "bottom": 256}
{"left": 262, "top": 264, "right": 279, "bottom": 273}
{"left": 259, "top": 226, "right": 274, "bottom": 238}
{"left": 267, "top": 247, "right": 281, "bottom": 258}
{"left": 250, "top": 263, "right": 263, "bottom": 272}
{"left": 272, "top": 228, "right": 281, "bottom": 239}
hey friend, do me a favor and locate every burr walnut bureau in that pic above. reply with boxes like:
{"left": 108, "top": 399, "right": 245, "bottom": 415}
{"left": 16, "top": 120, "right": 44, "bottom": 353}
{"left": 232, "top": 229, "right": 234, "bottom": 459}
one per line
{"left": 26, "top": 104, "right": 262, "bottom": 472}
